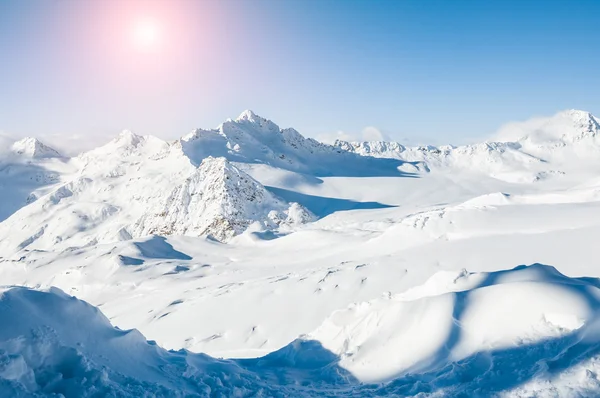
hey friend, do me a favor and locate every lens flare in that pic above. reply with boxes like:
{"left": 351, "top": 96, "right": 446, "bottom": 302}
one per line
{"left": 132, "top": 18, "right": 161, "bottom": 51}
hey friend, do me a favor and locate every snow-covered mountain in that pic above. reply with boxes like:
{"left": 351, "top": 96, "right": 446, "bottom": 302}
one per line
{"left": 178, "top": 110, "right": 408, "bottom": 177}
{"left": 334, "top": 109, "right": 600, "bottom": 183}
{"left": 0, "top": 138, "right": 76, "bottom": 223}
{"left": 132, "top": 156, "right": 312, "bottom": 242}
{"left": 10, "top": 137, "right": 63, "bottom": 159}
{"left": 0, "top": 128, "right": 314, "bottom": 252}
{"left": 495, "top": 109, "right": 600, "bottom": 148}
{"left": 3, "top": 108, "right": 600, "bottom": 250}
{"left": 180, "top": 110, "right": 337, "bottom": 173}
{"left": 0, "top": 110, "right": 416, "bottom": 252}
{"left": 4, "top": 109, "right": 600, "bottom": 396}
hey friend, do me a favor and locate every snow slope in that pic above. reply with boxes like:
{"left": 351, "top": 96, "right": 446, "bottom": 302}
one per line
{"left": 5, "top": 179, "right": 600, "bottom": 362}
{"left": 3, "top": 264, "right": 600, "bottom": 397}
{"left": 3, "top": 109, "right": 600, "bottom": 396}
{"left": 312, "top": 264, "right": 600, "bottom": 383}
{"left": 0, "top": 138, "right": 77, "bottom": 222}
{"left": 0, "top": 285, "right": 353, "bottom": 397}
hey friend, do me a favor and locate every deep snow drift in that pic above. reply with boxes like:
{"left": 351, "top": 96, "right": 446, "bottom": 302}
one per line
{"left": 2, "top": 264, "right": 600, "bottom": 397}
{"left": 3, "top": 109, "right": 600, "bottom": 396}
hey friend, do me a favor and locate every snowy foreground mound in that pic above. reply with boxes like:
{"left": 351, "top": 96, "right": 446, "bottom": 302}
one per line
{"left": 2, "top": 264, "right": 600, "bottom": 397}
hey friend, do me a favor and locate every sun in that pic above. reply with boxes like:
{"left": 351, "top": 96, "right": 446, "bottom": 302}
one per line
{"left": 132, "top": 18, "right": 161, "bottom": 51}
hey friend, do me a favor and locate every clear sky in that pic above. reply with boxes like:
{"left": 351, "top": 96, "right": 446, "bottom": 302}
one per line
{"left": 1, "top": 0, "right": 599, "bottom": 152}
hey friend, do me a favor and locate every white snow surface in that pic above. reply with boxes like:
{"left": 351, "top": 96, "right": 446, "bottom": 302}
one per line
{"left": 3, "top": 109, "right": 600, "bottom": 396}
{"left": 2, "top": 264, "right": 600, "bottom": 397}
{"left": 334, "top": 109, "right": 600, "bottom": 183}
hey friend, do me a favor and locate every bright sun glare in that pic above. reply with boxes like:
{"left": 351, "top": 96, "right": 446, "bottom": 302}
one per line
{"left": 133, "top": 18, "right": 161, "bottom": 50}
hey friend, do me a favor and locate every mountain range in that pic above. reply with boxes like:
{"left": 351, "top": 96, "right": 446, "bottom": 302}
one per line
{"left": 3, "top": 109, "right": 600, "bottom": 396}
{"left": 1, "top": 109, "right": 599, "bottom": 251}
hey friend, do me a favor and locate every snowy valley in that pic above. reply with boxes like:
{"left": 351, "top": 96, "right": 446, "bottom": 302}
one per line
{"left": 2, "top": 109, "right": 600, "bottom": 396}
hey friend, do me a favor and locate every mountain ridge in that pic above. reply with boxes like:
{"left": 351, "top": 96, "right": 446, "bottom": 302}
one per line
{"left": 1, "top": 108, "right": 598, "bottom": 251}
{"left": 334, "top": 108, "right": 600, "bottom": 182}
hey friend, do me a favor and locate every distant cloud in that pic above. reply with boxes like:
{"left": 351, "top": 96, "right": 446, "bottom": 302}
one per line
{"left": 491, "top": 117, "right": 548, "bottom": 143}
{"left": 317, "top": 126, "right": 391, "bottom": 144}
{"left": 0, "top": 132, "right": 15, "bottom": 155}
{"left": 362, "top": 126, "right": 389, "bottom": 141}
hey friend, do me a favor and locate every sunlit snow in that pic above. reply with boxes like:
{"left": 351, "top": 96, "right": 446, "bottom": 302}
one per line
{"left": 2, "top": 109, "right": 600, "bottom": 396}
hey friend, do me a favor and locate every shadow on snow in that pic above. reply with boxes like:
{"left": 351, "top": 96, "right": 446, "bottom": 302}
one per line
{"left": 133, "top": 236, "right": 192, "bottom": 260}
{"left": 266, "top": 186, "right": 397, "bottom": 218}
{"left": 236, "top": 263, "right": 600, "bottom": 396}
{"left": 0, "top": 161, "right": 62, "bottom": 222}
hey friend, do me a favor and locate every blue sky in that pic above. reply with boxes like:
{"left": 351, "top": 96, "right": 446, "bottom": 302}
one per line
{"left": 1, "top": 0, "right": 599, "bottom": 152}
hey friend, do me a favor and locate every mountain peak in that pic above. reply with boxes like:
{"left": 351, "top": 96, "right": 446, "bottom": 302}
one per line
{"left": 235, "top": 110, "right": 266, "bottom": 123}
{"left": 115, "top": 130, "right": 143, "bottom": 145}
{"left": 556, "top": 109, "right": 599, "bottom": 131}
{"left": 491, "top": 109, "right": 600, "bottom": 146}
{"left": 534, "top": 109, "right": 600, "bottom": 143}
{"left": 558, "top": 109, "right": 595, "bottom": 119}
{"left": 11, "top": 137, "right": 62, "bottom": 158}
{"left": 227, "top": 110, "right": 281, "bottom": 136}
{"left": 131, "top": 156, "right": 312, "bottom": 242}
{"left": 198, "top": 156, "right": 239, "bottom": 180}
{"left": 100, "top": 130, "right": 146, "bottom": 153}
